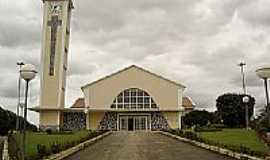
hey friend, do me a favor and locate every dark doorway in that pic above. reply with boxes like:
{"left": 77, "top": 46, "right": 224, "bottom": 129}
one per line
{"left": 128, "top": 118, "right": 134, "bottom": 131}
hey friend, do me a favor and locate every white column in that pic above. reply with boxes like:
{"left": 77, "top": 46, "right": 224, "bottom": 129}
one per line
{"left": 117, "top": 113, "right": 119, "bottom": 131}
{"left": 86, "top": 112, "right": 90, "bottom": 130}
{"left": 178, "top": 112, "right": 182, "bottom": 129}
{"left": 57, "top": 111, "right": 61, "bottom": 130}
{"left": 149, "top": 115, "right": 152, "bottom": 131}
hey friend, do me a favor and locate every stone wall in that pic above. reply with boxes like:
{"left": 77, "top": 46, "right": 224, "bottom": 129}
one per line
{"left": 98, "top": 112, "right": 117, "bottom": 130}
{"left": 61, "top": 111, "right": 169, "bottom": 131}
{"left": 97, "top": 112, "right": 169, "bottom": 131}
{"left": 62, "top": 112, "right": 86, "bottom": 131}
{"left": 151, "top": 112, "right": 170, "bottom": 130}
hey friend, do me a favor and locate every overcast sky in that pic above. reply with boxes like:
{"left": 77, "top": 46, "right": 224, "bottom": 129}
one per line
{"left": 0, "top": 0, "right": 270, "bottom": 125}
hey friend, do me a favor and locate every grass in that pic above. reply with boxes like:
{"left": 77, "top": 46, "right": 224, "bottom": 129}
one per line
{"left": 200, "top": 129, "right": 269, "bottom": 154}
{"left": 15, "top": 130, "right": 90, "bottom": 159}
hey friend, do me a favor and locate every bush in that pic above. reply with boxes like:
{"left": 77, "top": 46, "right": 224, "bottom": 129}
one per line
{"left": 51, "top": 142, "right": 61, "bottom": 154}
{"left": 210, "top": 124, "right": 225, "bottom": 129}
{"left": 37, "top": 144, "right": 48, "bottom": 158}
{"left": 194, "top": 126, "right": 222, "bottom": 132}
{"left": 45, "top": 129, "right": 52, "bottom": 135}
{"left": 0, "top": 106, "right": 37, "bottom": 136}
{"left": 183, "top": 131, "right": 197, "bottom": 140}
{"left": 165, "top": 129, "right": 267, "bottom": 157}
{"left": 35, "top": 130, "right": 109, "bottom": 159}
{"left": 183, "top": 110, "right": 219, "bottom": 127}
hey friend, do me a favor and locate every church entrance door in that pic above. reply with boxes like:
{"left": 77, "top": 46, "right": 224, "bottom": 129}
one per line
{"left": 128, "top": 118, "right": 134, "bottom": 131}
{"left": 119, "top": 115, "right": 149, "bottom": 131}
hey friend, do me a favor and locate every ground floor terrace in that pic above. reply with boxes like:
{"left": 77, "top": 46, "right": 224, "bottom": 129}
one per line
{"left": 60, "top": 111, "right": 181, "bottom": 131}
{"left": 65, "top": 132, "right": 235, "bottom": 160}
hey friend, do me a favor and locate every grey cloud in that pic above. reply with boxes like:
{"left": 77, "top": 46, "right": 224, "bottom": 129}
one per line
{"left": 238, "top": 0, "right": 270, "bottom": 27}
{"left": 68, "top": 62, "right": 97, "bottom": 76}
{"left": 1, "top": 0, "right": 270, "bottom": 125}
{"left": 184, "top": 45, "right": 246, "bottom": 77}
{"left": 71, "top": 0, "right": 246, "bottom": 62}
{"left": 0, "top": 73, "right": 19, "bottom": 98}
{"left": 0, "top": 18, "right": 41, "bottom": 47}
{"left": 0, "top": 0, "right": 41, "bottom": 47}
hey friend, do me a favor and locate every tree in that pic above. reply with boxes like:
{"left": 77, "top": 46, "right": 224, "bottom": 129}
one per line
{"left": 0, "top": 106, "right": 37, "bottom": 135}
{"left": 183, "top": 110, "right": 218, "bottom": 127}
{"left": 216, "top": 93, "right": 255, "bottom": 128}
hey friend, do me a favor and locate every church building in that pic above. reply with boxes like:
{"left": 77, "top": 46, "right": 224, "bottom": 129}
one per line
{"left": 31, "top": 0, "right": 195, "bottom": 131}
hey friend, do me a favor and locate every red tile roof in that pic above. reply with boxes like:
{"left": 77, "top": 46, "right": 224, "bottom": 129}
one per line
{"left": 182, "top": 96, "right": 195, "bottom": 109}
{"left": 70, "top": 98, "right": 85, "bottom": 108}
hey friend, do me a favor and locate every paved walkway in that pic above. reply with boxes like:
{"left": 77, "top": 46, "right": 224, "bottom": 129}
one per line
{"left": 65, "top": 132, "right": 235, "bottom": 160}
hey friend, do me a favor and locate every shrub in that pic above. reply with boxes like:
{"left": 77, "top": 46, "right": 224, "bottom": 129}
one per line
{"left": 194, "top": 126, "right": 222, "bottom": 132}
{"left": 176, "top": 129, "right": 184, "bottom": 136}
{"left": 37, "top": 144, "right": 48, "bottom": 158}
{"left": 183, "top": 131, "right": 197, "bottom": 140}
{"left": 51, "top": 142, "right": 61, "bottom": 154}
{"left": 35, "top": 130, "right": 109, "bottom": 159}
{"left": 165, "top": 129, "right": 267, "bottom": 157}
{"left": 45, "top": 129, "right": 52, "bottom": 135}
{"left": 210, "top": 124, "right": 225, "bottom": 129}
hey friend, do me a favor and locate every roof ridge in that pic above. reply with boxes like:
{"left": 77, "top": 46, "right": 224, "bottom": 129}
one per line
{"left": 81, "top": 65, "right": 186, "bottom": 90}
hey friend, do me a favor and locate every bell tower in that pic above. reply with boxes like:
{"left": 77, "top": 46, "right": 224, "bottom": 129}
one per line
{"left": 39, "top": 0, "right": 74, "bottom": 130}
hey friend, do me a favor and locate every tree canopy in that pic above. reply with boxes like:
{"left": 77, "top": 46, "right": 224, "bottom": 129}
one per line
{"left": 0, "top": 106, "right": 37, "bottom": 135}
{"left": 183, "top": 110, "right": 220, "bottom": 127}
{"left": 216, "top": 93, "right": 255, "bottom": 128}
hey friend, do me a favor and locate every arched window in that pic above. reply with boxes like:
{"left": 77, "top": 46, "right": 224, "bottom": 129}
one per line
{"left": 110, "top": 88, "right": 158, "bottom": 109}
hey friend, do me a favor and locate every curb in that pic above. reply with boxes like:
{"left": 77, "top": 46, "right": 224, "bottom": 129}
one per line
{"left": 44, "top": 131, "right": 112, "bottom": 160}
{"left": 158, "top": 131, "right": 264, "bottom": 160}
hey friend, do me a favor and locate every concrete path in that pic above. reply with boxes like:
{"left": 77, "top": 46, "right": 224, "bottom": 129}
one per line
{"left": 65, "top": 132, "right": 235, "bottom": 160}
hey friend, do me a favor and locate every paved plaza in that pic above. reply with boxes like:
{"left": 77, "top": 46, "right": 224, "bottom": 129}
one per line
{"left": 65, "top": 132, "right": 235, "bottom": 160}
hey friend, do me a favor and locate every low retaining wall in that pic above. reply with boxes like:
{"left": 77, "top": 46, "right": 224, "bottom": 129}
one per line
{"left": 44, "top": 131, "right": 112, "bottom": 160}
{"left": 0, "top": 138, "right": 3, "bottom": 160}
{"left": 159, "top": 131, "right": 264, "bottom": 160}
{"left": 2, "top": 137, "right": 9, "bottom": 160}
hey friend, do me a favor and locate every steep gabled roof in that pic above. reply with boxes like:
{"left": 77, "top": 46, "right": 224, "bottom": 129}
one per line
{"left": 81, "top": 65, "right": 186, "bottom": 90}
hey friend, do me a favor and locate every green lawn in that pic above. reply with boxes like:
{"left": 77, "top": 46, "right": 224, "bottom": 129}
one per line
{"left": 15, "top": 130, "right": 90, "bottom": 159}
{"left": 200, "top": 129, "right": 269, "bottom": 154}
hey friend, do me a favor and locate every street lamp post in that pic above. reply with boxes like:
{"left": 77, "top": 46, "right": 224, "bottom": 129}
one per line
{"left": 16, "top": 62, "right": 25, "bottom": 132}
{"left": 20, "top": 64, "right": 37, "bottom": 160}
{"left": 238, "top": 62, "right": 247, "bottom": 94}
{"left": 256, "top": 67, "right": 270, "bottom": 125}
{"left": 238, "top": 62, "right": 249, "bottom": 129}
{"left": 243, "top": 96, "right": 250, "bottom": 129}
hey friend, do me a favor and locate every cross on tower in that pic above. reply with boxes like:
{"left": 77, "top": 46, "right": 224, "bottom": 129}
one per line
{"left": 48, "top": 15, "right": 62, "bottom": 76}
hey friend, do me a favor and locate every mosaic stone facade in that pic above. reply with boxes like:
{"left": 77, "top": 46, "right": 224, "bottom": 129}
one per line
{"left": 98, "top": 112, "right": 117, "bottom": 130}
{"left": 97, "top": 112, "right": 169, "bottom": 131}
{"left": 62, "top": 112, "right": 86, "bottom": 131}
{"left": 151, "top": 112, "right": 170, "bottom": 130}
{"left": 61, "top": 111, "right": 169, "bottom": 131}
